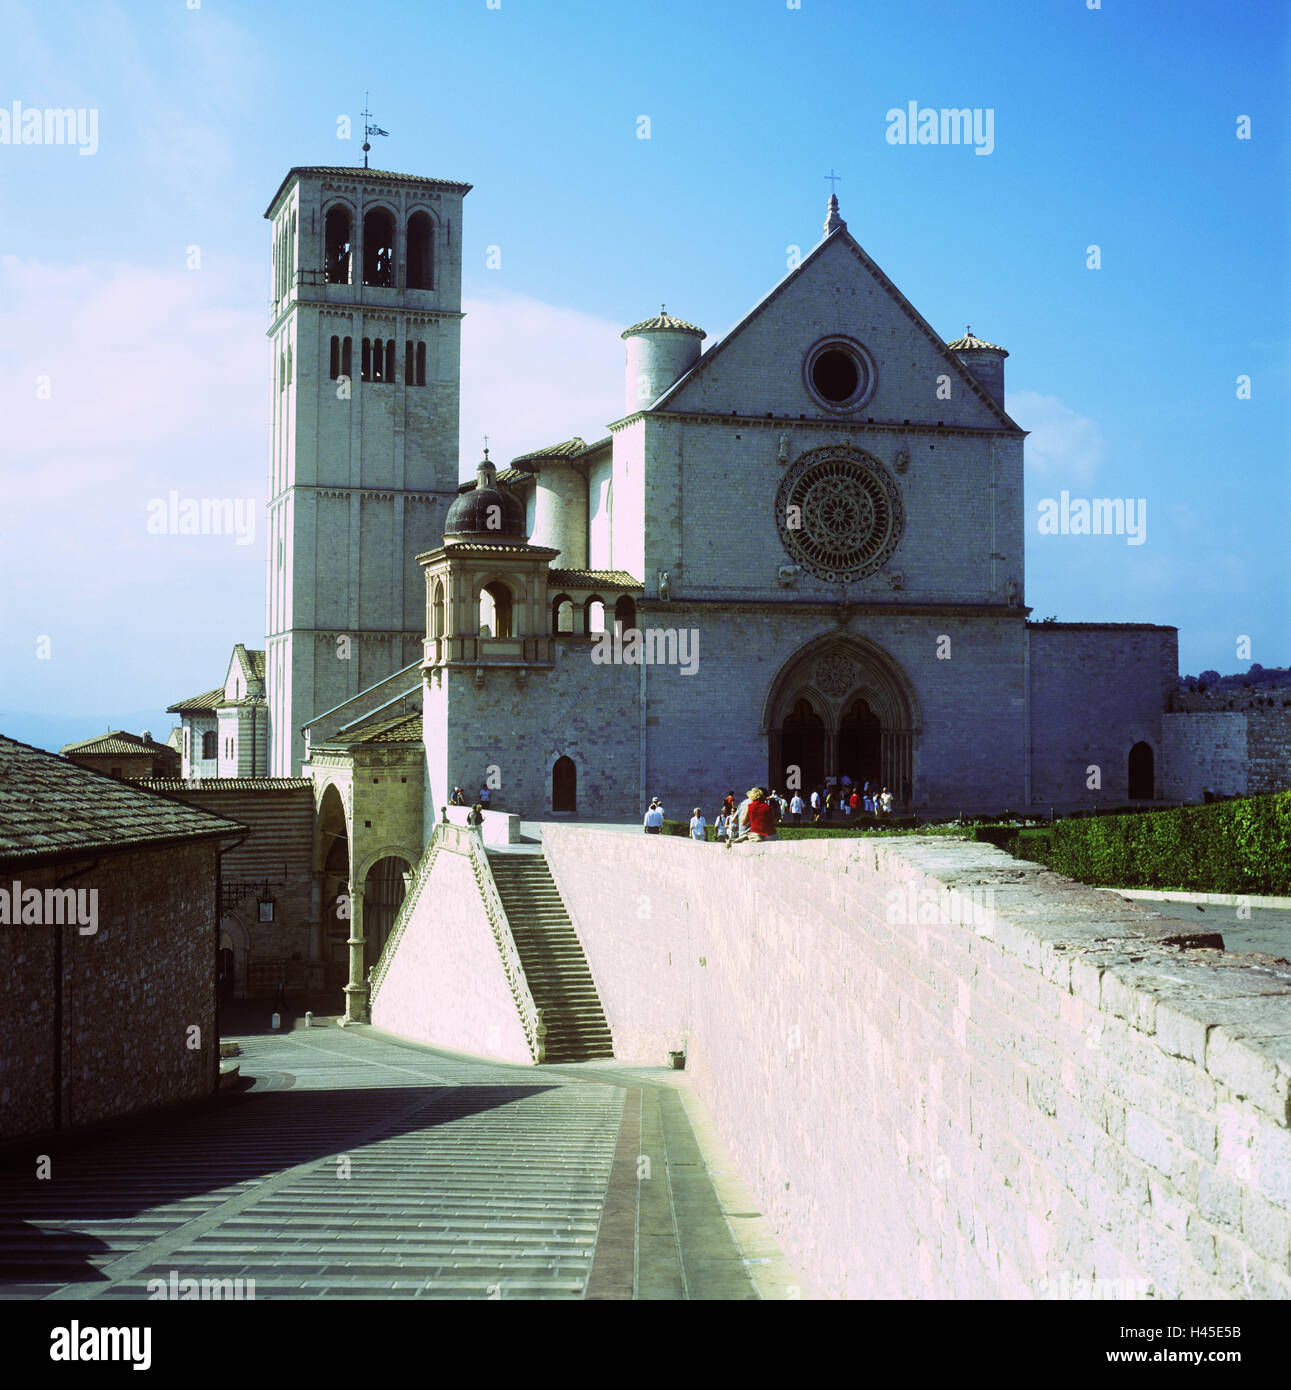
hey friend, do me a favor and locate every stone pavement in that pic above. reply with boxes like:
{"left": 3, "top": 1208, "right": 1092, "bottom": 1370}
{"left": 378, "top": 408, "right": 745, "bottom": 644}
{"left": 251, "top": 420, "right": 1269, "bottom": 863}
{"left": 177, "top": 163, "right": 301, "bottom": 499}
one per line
{"left": 0, "top": 1020, "right": 801, "bottom": 1300}
{"left": 1101, "top": 892, "right": 1291, "bottom": 961}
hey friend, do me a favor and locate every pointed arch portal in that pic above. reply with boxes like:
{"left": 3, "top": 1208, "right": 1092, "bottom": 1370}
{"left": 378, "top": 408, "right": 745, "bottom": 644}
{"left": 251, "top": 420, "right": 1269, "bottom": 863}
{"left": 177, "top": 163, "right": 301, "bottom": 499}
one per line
{"left": 764, "top": 635, "right": 918, "bottom": 804}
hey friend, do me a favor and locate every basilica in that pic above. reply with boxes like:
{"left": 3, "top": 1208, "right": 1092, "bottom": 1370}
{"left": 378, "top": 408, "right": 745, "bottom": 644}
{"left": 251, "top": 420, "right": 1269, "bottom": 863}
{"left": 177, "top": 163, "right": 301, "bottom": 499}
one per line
{"left": 167, "top": 161, "right": 1191, "bottom": 993}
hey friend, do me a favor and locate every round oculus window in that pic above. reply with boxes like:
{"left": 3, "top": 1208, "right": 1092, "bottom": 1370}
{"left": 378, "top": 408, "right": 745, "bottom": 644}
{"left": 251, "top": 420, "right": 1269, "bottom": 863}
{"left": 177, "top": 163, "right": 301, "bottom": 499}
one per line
{"left": 775, "top": 445, "right": 903, "bottom": 583}
{"left": 803, "top": 338, "right": 874, "bottom": 411}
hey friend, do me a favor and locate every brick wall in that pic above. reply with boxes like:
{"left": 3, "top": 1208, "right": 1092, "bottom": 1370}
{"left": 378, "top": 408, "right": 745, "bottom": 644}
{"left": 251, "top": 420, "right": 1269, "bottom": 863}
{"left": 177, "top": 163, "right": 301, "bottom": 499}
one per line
{"left": 0, "top": 840, "right": 219, "bottom": 1140}
{"left": 543, "top": 826, "right": 1291, "bottom": 1299}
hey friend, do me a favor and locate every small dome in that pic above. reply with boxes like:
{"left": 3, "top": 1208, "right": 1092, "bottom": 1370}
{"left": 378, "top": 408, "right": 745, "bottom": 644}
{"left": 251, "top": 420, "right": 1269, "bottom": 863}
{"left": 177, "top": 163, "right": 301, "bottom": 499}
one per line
{"left": 947, "top": 325, "right": 1008, "bottom": 355}
{"left": 443, "top": 452, "right": 528, "bottom": 541}
{"left": 621, "top": 305, "right": 705, "bottom": 340}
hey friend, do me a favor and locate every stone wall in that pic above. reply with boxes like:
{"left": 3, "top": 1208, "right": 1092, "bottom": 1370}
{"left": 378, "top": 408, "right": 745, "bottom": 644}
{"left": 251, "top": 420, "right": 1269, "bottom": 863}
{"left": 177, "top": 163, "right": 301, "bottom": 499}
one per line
{"left": 0, "top": 840, "right": 219, "bottom": 1141}
{"left": 543, "top": 825, "right": 1291, "bottom": 1299}
{"left": 368, "top": 831, "right": 532, "bottom": 1064}
{"left": 1161, "top": 712, "right": 1248, "bottom": 802}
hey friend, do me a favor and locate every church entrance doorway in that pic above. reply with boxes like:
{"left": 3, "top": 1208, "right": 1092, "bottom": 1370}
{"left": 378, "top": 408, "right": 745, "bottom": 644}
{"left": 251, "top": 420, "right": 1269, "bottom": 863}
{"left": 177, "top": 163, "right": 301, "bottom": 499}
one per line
{"left": 317, "top": 782, "right": 350, "bottom": 1002}
{"left": 838, "top": 698, "right": 881, "bottom": 790}
{"left": 552, "top": 756, "right": 577, "bottom": 813}
{"left": 1128, "top": 741, "right": 1154, "bottom": 800}
{"left": 779, "top": 697, "right": 826, "bottom": 794}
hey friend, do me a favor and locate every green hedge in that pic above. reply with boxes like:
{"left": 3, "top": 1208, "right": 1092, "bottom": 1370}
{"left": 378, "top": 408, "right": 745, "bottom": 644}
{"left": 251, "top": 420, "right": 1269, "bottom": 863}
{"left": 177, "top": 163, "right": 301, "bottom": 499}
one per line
{"left": 998, "top": 793, "right": 1291, "bottom": 894}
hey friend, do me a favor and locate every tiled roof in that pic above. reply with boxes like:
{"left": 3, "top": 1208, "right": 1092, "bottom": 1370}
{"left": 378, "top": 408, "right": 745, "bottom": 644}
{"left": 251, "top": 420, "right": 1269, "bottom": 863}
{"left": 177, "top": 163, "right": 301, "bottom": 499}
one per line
{"left": 444, "top": 542, "right": 558, "bottom": 556}
{"left": 168, "top": 686, "right": 225, "bottom": 714}
{"left": 244, "top": 648, "right": 266, "bottom": 680}
{"left": 60, "top": 731, "right": 176, "bottom": 757}
{"left": 947, "top": 328, "right": 1007, "bottom": 354}
{"left": 347, "top": 712, "right": 423, "bottom": 745}
{"left": 548, "top": 569, "right": 643, "bottom": 590}
{"left": 621, "top": 311, "right": 705, "bottom": 339}
{"left": 0, "top": 735, "right": 244, "bottom": 868}
{"left": 265, "top": 167, "right": 472, "bottom": 217}
{"left": 510, "top": 437, "right": 587, "bottom": 465}
{"left": 494, "top": 468, "right": 535, "bottom": 487}
{"left": 132, "top": 778, "right": 312, "bottom": 792}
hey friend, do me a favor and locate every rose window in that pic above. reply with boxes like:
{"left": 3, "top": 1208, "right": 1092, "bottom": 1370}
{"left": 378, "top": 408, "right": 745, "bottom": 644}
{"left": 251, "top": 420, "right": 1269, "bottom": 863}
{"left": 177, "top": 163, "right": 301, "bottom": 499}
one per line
{"left": 776, "top": 447, "right": 904, "bottom": 583}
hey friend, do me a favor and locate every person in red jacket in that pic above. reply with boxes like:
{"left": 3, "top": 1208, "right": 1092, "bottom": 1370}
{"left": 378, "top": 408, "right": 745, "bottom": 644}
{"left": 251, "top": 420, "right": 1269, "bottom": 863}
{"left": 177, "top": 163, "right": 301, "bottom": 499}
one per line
{"left": 726, "top": 786, "right": 780, "bottom": 846}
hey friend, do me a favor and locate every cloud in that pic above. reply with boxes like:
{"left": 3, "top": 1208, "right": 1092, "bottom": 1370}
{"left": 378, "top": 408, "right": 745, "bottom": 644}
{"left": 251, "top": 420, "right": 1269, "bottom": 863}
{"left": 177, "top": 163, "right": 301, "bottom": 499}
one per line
{"left": 1010, "top": 390, "right": 1105, "bottom": 487}
{"left": 459, "top": 291, "right": 625, "bottom": 472}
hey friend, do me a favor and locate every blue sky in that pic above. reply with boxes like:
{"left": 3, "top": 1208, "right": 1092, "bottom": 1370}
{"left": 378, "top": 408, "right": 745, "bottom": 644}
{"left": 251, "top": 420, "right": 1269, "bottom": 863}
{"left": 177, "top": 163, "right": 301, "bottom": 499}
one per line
{"left": 0, "top": 0, "right": 1287, "bottom": 752}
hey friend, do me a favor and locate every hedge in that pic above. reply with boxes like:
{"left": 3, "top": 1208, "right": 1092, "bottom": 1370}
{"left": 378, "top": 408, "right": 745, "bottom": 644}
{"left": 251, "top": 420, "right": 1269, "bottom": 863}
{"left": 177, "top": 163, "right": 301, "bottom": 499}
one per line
{"left": 994, "top": 793, "right": 1291, "bottom": 894}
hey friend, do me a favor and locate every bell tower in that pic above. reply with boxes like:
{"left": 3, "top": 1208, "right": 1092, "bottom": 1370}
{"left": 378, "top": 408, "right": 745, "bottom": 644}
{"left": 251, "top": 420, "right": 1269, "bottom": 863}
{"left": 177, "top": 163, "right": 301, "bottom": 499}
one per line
{"left": 263, "top": 164, "right": 472, "bottom": 775}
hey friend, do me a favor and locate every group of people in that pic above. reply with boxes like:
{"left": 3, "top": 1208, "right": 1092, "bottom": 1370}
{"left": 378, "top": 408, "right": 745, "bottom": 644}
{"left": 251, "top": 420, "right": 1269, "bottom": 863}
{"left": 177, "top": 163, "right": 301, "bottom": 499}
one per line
{"left": 449, "top": 782, "right": 491, "bottom": 829}
{"left": 645, "top": 779, "right": 897, "bottom": 844}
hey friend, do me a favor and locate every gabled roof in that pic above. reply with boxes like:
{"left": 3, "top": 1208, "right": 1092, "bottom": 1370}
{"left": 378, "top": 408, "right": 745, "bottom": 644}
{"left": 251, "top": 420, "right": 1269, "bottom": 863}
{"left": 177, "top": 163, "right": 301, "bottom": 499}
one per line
{"left": 548, "top": 569, "right": 643, "bottom": 591}
{"left": 264, "top": 166, "right": 472, "bottom": 218}
{"left": 0, "top": 735, "right": 243, "bottom": 869}
{"left": 509, "top": 436, "right": 612, "bottom": 469}
{"left": 645, "top": 224, "right": 1022, "bottom": 432}
{"left": 495, "top": 468, "right": 535, "bottom": 487}
{"left": 168, "top": 686, "right": 225, "bottom": 714}
{"left": 60, "top": 731, "right": 176, "bottom": 758}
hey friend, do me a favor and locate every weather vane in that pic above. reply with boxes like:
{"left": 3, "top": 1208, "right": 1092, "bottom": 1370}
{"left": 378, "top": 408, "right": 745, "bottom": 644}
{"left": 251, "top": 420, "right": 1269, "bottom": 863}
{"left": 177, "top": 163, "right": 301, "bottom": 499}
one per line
{"left": 360, "top": 92, "right": 388, "bottom": 169}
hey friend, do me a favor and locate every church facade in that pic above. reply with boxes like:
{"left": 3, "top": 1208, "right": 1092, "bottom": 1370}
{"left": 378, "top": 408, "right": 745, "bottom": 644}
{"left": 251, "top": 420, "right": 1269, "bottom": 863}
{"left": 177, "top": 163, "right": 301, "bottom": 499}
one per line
{"left": 263, "top": 164, "right": 1177, "bottom": 824}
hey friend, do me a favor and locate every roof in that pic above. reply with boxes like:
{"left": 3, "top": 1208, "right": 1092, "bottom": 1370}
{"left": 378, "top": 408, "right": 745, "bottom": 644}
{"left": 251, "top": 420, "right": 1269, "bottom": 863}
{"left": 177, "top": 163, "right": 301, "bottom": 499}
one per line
{"left": 495, "top": 468, "right": 535, "bottom": 487}
{"left": 60, "top": 731, "right": 177, "bottom": 758}
{"left": 548, "top": 569, "right": 643, "bottom": 591}
{"left": 947, "top": 328, "right": 1007, "bottom": 355}
{"left": 644, "top": 225, "right": 1023, "bottom": 433}
{"left": 346, "top": 712, "right": 423, "bottom": 745}
{"left": 508, "top": 436, "right": 611, "bottom": 470}
{"left": 439, "top": 542, "right": 560, "bottom": 557}
{"left": 168, "top": 686, "right": 225, "bottom": 714}
{"left": 132, "top": 778, "right": 312, "bottom": 792}
{"left": 241, "top": 647, "right": 266, "bottom": 681}
{"left": 0, "top": 735, "right": 244, "bottom": 869}
{"left": 264, "top": 166, "right": 472, "bottom": 218}
{"left": 621, "top": 310, "right": 706, "bottom": 340}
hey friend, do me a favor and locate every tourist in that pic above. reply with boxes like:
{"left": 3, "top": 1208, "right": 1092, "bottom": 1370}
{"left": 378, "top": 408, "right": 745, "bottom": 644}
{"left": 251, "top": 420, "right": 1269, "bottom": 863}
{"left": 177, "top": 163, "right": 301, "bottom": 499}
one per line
{"left": 879, "top": 787, "right": 894, "bottom": 817}
{"left": 824, "top": 787, "right": 834, "bottom": 820}
{"left": 810, "top": 787, "right": 821, "bottom": 823}
{"left": 643, "top": 799, "right": 664, "bottom": 834}
{"left": 689, "top": 806, "right": 708, "bottom": 842}
{"left": 842, "top": 788, "right": 852, "bottom": 818}
{"left": 450, "top": 786, "right": 466, "bottom": 807}
{"left": 467, "top": 802, "right": 485, "bottom": 837}
{"left": 722, "top": 790, "right": 736, "bottom": 820}
{"left": 714, "top": 808, "right": 730, "bottom": 841}
{"left": 479, "top": 784, "right": 491, "bottom": 809}
{"left": 789, "top": 791, "right": 804, "bottom": 823}
{"left": 849, "top": 789, "right": 860, "bottom": 817}
{"left": 726, "top": 786, "right": 780, "bottom": 847}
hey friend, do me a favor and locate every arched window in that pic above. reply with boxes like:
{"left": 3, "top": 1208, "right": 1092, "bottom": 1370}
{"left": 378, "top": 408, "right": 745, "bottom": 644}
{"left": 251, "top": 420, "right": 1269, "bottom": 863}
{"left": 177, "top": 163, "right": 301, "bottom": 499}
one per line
{"left": 614, "top": 595, "right": 636, "bottom": 633}
{"left": 361, "top": 337, "right": 372, "bottom": 382}
{"left": 386, "top": 339, "right": 395, "bottom": 382}
{"left": 330, "top": 336, "right": 340, "bottom": 379}
{"left": 1128, "top": 741, "right": 1154, "bottom": 800}
{"left": 431, "top": 579, "right": 445, "bottom": 639}
{"left": 416, "top": 341, "right": 426, "bottom": 386}
{"left": 324, "top": 205, "right": 352, "bottom": 284}
{"left": 201, "top": 731, "right": 217, "bottom": 760}
{"left": 372, "top": 338, "right": 384, "bottom": 381}
{"left": 341, "top": 336, "right": 352, "bottom": 379}
{"left": 479, "top": 582, "right": 513, "bottom": 638}
{"left": 279, "top": 352, "right": 286, "bottom": 390}
{"left": 552, "top": 594, "right": 574, "bottom": 634}
{"left": 288, "top": 209, "right": 296, "bottom": 291}
{"left": 407, "top": 211, "right": 433, "bottom": 289}
{"left": 362, "top": 207, "right": 396, "bottom": 287}
{"left": 585, "top": 597, "right": 606, "bottom": 634}
{"left": 405, "top": 341, "right": 414, "bottom": 385}
{"left": 552, "top": 756, "right": 577, "bottom": 814}
{"left": 286, "top": 343, "right": 292, "bottom": 386}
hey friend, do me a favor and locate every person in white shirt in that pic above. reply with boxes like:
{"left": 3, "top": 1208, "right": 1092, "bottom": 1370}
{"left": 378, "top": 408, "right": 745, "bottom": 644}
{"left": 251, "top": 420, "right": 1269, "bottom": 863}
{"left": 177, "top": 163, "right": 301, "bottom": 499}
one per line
{"left": 789, "top": 793, "right": 804, "bottom": 823}
{"left": 643, "top": 801, "right": 665, "bottom": 834}
{"left": 689, "top": 807, "right": 707, "bottom": 842}
{"left": 879, "top": 787, "right": 894, "bottom": 816}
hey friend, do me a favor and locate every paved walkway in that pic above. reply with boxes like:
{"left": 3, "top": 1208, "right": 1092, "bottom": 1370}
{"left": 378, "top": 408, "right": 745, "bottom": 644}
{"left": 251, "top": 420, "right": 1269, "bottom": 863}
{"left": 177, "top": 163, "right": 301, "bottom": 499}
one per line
{"left": 0, "top": 1021, "right": 799, "bottom": 1300}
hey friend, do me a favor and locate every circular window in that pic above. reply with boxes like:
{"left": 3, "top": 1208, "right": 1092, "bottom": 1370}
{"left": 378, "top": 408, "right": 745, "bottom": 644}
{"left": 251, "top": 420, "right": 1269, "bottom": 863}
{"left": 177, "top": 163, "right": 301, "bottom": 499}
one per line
{"left": 803, "top": 337, "right": 875, "bottom": 412}
{"left": 776, "top": 446, "right": 903, "bottom": 583}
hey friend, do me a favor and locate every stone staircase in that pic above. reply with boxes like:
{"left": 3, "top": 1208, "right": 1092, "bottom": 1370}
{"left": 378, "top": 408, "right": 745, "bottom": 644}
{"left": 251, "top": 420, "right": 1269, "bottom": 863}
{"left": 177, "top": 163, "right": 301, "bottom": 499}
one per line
{"left": 486, "top": 851, "right": 614, "bottom": 1064}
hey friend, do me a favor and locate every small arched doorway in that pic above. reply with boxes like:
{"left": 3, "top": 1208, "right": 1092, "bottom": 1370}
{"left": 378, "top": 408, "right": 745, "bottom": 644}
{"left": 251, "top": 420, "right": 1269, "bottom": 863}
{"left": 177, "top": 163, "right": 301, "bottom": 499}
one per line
{"left": 317, "top": 783, "right": 350, "bottom": 998}
{"left": 779, "top": 697, "right": 826, "bottom": 794}
{"left": 552, "top": 756, "right": 577, "bottom": 813}
{"left": 362, "top": 856, "right": 411, "bottom": 976}
{"left": 839, "top": 697, "right": 881, "bottom": 789}
{"left": 1128, "top": 741, "right": 1154, "bottom": 800}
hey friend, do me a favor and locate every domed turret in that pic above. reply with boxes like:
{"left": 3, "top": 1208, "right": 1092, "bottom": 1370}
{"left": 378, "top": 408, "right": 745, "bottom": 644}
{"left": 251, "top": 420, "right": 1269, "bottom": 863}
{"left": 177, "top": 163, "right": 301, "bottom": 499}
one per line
{"left": 621, "top": 306, "right": 705, "bottom": 415}
{"left": 947, "top": 326, "right": 1009, "bottom": 410}
{"left": 443, "top": 450, "right": 527, "bottom": 542}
